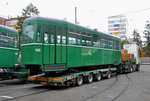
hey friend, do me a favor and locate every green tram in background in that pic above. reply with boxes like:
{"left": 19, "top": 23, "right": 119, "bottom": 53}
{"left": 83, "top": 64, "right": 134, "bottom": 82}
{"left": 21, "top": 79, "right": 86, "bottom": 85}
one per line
{"left": 21, "top": 16, "right": 121, "bottom": 76}
{"left": 0, "top": 25, "right": 28, "bottom": 80}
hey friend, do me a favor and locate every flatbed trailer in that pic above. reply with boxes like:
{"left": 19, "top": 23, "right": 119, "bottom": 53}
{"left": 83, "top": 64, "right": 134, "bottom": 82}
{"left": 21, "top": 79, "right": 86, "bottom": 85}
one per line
{"left": 0, "top": 68, "right": 30, "bottom": 81}
{"left": 28, "top": 60, "right": 140, "bottom": 87}
{"left": 28, "top": 68, "right": 117, "bottom": 86}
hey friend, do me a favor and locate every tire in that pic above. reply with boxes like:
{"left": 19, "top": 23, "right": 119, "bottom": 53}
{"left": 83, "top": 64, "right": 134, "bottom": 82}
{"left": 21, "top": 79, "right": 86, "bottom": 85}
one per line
{"left": 133, "top": 65, "right": 136, "bottom": 72}
{"left": 87, "top": 73, "right": 93, "bottom": 83}
{"left": 76, "top": 75, "right": 83, "bottom": 86}
{"left": 136, "top": 64, "right": 140, "bottom": 71}
{"left": 107, "top": 71, "right": 111, "bottom": 79}
{"left": 95, "top": 72, "right": 101, "bottom": 81}
{"left": 129, "top": 65, "right": 133, "bottom": 73}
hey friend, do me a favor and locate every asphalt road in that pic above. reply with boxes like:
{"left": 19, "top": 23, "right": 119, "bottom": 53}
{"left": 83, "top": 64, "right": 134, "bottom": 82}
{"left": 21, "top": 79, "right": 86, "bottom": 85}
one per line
{"left": 0, "top": 65, "right": 150, "bottom": 101}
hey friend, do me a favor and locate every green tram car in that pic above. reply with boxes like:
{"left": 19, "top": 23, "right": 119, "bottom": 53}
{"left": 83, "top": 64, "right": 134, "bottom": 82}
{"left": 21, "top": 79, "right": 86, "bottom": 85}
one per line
{"left": 0, "top": 25, "right": 28, "bottom": 80}
{"left": 0, "top": 25, "right": 18, "bottom": 68}
{"left": 21, "top": 16, "right": 121, "bottom": 76}
{"left": 0, "top": 25, "right": 18, "bottom": 79}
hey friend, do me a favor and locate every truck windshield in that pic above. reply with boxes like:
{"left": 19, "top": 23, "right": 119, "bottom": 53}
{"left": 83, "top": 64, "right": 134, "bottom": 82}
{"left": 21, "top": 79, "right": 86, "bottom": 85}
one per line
{"left": 23, "top": 24, "right": 35, "bottom": 44}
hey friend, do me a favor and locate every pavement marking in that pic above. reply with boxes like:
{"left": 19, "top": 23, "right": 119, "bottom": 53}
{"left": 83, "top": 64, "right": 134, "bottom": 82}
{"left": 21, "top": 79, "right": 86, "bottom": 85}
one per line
{"left": 0, "top": 95, "right": 14, "bottom": 99}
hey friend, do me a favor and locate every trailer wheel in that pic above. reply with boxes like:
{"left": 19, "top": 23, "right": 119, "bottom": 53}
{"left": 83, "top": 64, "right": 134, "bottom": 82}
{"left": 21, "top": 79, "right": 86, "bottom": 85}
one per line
{"left": 107, "top": 71, "right": 111, "bottom": 79}
{"left": 87, "top": 73, "right": 93, "bottom": 83}
{"left": 129, "top": 65, "right": 133, "bottom": 73}
{"left": 76, "top": 75, "right": 83, "bottom": 86}
{"left": 95, "top": 72, "right": 101, "bottom": 81}
{"left": 136, "top": 64, "right": 140, "bottom": 71}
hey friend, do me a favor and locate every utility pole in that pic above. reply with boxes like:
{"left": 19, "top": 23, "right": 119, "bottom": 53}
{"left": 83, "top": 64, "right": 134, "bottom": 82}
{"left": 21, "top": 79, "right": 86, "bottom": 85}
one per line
{"left": 75, "top": 6, "right": 77, "bottom": 24}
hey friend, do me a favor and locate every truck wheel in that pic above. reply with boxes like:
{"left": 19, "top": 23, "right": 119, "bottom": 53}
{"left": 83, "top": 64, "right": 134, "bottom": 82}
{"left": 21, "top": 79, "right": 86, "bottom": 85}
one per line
{"left": 129, "top": 66, "right": 133, "bottom": 73}
{"left": 107, "top": 71, "right": 111, "bottom": 79}
{"left": 136, "top": 65, "right": 140, "bottom": 71}
{"left": 87, "top": 73, "right": 93, "bottom": 83}
{"left": 95, "top": 72, "right": 101, "bottom": 81}
{"left": 133, "top": 65, "right": 136, "bottom": 72}
{"left": 76, "top": 75, "right": 83, "bottom": 86}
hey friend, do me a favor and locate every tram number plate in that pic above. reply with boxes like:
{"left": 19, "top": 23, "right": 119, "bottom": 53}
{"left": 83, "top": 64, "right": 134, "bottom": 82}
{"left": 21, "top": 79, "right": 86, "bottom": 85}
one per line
{"left": 40, "top": 82, "right": 47, "bottom": 84}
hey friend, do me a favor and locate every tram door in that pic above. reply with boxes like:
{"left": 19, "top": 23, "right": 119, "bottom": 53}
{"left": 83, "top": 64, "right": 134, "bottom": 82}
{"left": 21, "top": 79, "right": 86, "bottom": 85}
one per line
{"left": 55, "top": 26, "right": 66, "bottom": 64}
{"left": 43, "top": 25, "right": 51, "bottom": 64}
{"left": 43, "top": 25, "right": 66, "bottom": 65}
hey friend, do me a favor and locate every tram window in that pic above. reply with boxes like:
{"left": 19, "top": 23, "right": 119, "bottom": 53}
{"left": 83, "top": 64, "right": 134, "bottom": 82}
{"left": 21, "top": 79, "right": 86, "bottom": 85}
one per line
{"left": 14, "top": 35, "right": 18, "bottom": 48}
{"left": 104, "top": 38, "right": 108, "bottom": 48}
{"left": 69, "top": 28, "right": 80, "bottom": 45}
{"left": 114, "top": 40, "right": 119, "bottom": 50}
{"left": 50, "top": 26, "right": 55, "bottom": 44}
{"left": 1, "top": 32, "right": 7, "bottom": 36}
{"left": 119, "top": 41, "right": 121, "bottom": 50}
{"left": 114, "top": 41, "right": 116, "bottom": 50}
{"left": 82, "top": 32, "right": 86, "bottom": 46}
{"left": 8, "top": 33, "right": 13, "bottom": 48}
{"left": 44, "top": 26, "right": 49, "bottom": 44}
{"left": 8, "top": 34, "right": 13, "bottom": 37}
{"left": 57, "top": 27, "right": 61, "bottom": 44}
{"left": 76, "top": 30, "right": 81, "bottom": 45}
{"left": 37, "top": 25, "right": 41, "bottom": 43}
{"left": 99, "top": 36, "right": 101, "bottom": 48}
{"left": 102, "top": 38, "right": 108, "bottom": 48}
{"left": 23, "top": 24, "right": 35, "bottom": 44}
{"left": 116, "top": 40, "right": 119, "bottom": 50}
{"left": 92, "top": 34, "right": 99, "bottom": 47}
{"left": 82, "top": 32, "right": 91, "bottom": 46}
{"left": 101, "top": 38, "right": 104, "bottom": 48}
{"left": 108, "top": 39, "right": 113, "bottom": 49}
{"left": 69, "top": 28, "right": 74, "bottom": 32}
{"left": 62, "top": 28, "right": 66, "bottom": 44}
{"left": 0, "top": 32, "right": 13, "bottom": 48}
{"left": 86, "top": 33, "right": 92, "bottom": 46}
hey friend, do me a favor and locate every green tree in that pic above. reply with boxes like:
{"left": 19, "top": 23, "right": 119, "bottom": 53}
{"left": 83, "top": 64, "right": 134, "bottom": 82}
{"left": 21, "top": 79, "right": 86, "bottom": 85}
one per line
{"left": 121, "top": 39, "right": 129, "bottom": 45}
{"left": 143, "top": 21, "right": 150, "bottom": 56}
{"left": 132, "top": 29, "right": 142, "bottom": 46}
{"left": 15, "top": 3, "right": 40, "bottom": 51}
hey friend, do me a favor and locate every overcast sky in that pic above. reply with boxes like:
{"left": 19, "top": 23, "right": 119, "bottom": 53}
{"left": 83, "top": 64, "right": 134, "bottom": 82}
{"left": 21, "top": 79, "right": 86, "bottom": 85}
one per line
{"left": 1, "top": 0, "right": 150, "bottom": 40}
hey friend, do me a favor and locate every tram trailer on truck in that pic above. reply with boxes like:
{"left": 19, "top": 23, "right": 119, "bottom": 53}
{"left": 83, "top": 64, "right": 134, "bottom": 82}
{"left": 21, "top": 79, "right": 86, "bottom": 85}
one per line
{"left": 20, "top": 16, "right": 139, "bottom": 86}
{"left": 0, "top": 25, "right": 29, "bottom": 80}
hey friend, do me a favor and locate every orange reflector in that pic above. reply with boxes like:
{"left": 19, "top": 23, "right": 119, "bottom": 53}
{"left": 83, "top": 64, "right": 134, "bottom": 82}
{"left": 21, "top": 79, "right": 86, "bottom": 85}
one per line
{"left": 28, "top": 77, "right": 36, "bottom": 81}
{"left": 52, "top": 78, "right": 62, "bottom": 82}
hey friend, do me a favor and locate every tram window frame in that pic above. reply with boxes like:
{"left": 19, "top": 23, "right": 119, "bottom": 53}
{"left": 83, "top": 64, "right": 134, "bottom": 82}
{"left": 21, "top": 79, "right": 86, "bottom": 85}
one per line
{"left": 92, "top": 34, "right": 99, "bottom": 47}
{"left": 116, "top": 40, "right": 119, "bottom": 50}
{"left": 108, "top": 39, "right": 113, "bottom": 49}
{"left": 82, "top": 32, "right": 92, "bottom": 46}
{"left": 44, "top": 25, "right": 49, "bottom": 44}
{"left": 101, "top": 37, "right": 104, "bottom": 48}
{"left": 0, "top": 32, "right": 14, "bottom": 48}
{"left": 102, "top": 38, "right": 108, "bottom": 48}
{"left": 114, "top": 40, "right": 119, "bottom": 50}
{"left": 14, "top": 35, "right": 18, "bottom": 48}
{"left": 57, "top": 27, "right": 61, "bottom": 44}
{"left": 50, "top": 26, "right": 55, "bottom": 44}
{"left": 23, "top": 24, "right": 35, "bottom": 44}
{"left": 68, "top": 28, "right": 81, "bottom": 45}
{"left": 62, "top": 27, "right": 66, "bottom": 44}
{"left": 37, "top": 25, "right": 42, "bottom": 43}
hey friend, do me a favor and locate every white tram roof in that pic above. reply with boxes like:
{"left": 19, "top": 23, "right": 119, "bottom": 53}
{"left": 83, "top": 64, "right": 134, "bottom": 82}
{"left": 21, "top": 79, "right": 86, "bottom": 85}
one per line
{"left": 0, "top": 25, "right": 18, "bottom": 33}
{"left": 24, "top": 16, "right": 120, "bottom": 40}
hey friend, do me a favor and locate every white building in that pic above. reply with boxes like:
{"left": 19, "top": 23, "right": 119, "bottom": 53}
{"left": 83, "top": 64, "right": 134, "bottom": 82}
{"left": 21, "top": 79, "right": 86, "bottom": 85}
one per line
{"left": 108, "top": 15, "right": 127, "bottom": 40}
